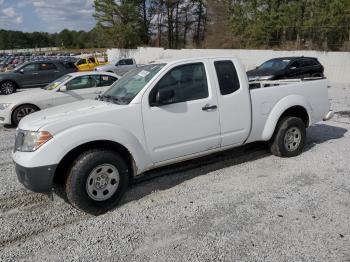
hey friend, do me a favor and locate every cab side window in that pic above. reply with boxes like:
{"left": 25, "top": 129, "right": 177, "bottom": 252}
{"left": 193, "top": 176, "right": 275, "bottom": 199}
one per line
{"left": 66, "top": 76, "right": 97, "bottom": 90}
{"left": 150, "top": 63, "right": 208, "bottom": 106}
{"left": 214, "top": 60, "right": 240, "bottom": 95}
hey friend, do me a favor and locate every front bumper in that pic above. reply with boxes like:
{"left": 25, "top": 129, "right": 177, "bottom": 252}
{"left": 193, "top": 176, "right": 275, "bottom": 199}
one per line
{"left": 15, "top": 163, "right": 57, "bottom": 193}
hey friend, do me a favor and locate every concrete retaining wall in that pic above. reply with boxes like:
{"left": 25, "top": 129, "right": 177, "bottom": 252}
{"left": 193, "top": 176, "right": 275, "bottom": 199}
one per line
{"left": 107, "top": 47, "right": 350, "bottom": 83}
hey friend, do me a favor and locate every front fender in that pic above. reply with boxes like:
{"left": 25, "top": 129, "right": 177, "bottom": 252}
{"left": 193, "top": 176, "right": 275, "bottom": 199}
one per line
{"left": 261, "top": 95, "right": 312, "bottom": 141}
{"left": 13, "top": 122, "right": 152, "bottom": 174}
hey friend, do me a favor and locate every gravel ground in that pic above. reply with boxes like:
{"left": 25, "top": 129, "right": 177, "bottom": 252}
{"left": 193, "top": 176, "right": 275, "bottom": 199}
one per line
{"left": 0, "top": 83, "right": 349, "bottom": 262}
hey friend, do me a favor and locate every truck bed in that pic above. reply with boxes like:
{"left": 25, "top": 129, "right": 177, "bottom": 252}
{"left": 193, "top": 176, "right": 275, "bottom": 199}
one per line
{"left": 246, "top": 79, "right": 330, "bottom": 143}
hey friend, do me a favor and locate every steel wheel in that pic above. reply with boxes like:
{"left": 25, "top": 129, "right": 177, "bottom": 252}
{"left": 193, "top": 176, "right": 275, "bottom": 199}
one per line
{"left": 1, "top": 81, "right": 15, "bottom": 95}
{"left": 86, "top": 164, "right": 120, "bottom": 202}
{"left": 284, "top": 126, "right": 301, "bottom": 152}
{"left": 15, "top": 107, "right": 36, "bottom": 123}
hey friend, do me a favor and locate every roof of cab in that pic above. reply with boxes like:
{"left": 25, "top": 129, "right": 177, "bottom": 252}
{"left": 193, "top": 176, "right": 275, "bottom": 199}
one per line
{"left": 150, "top": 56, "right": 238, "bottom": 65}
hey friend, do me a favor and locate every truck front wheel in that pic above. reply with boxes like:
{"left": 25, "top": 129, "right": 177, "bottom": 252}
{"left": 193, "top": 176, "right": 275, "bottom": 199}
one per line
{"left": 269, "top": 117, "right": 306, "bottom": 157}
{"left": 65, "top": 150, "right": 129, "bottom": 215}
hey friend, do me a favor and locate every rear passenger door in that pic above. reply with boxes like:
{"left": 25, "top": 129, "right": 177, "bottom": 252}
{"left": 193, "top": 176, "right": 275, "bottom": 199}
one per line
{"left": 142, "top": 61, "right": 221, "bottom": 163}
{"left": 38, "top": 62, "right": 60, "bottom": 84}
{"left": 212, "top": 59, "right": 252, "bottom": 147}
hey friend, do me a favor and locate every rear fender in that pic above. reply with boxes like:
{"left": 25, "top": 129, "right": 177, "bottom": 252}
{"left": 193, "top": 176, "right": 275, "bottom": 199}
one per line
{"left": 261, "top": 95, "right": 312, "bottom": 141}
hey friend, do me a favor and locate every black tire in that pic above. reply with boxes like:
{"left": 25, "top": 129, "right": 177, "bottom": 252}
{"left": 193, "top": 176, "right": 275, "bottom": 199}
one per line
{"left": 12, "top": 104, "right": 39, "bottom": 126}
{"left": 269, "top": 117, "right": 306, "bottom": 157}
{"left": 0, "top": 81, "right": 16, "bottom": 95}
{"left": 65, "top": 150, "right": 129, "bottom": 215}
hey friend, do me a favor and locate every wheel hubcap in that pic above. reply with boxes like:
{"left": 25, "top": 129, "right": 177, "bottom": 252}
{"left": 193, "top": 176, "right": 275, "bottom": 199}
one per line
{"left": 2, "top": 82, "right": 14, "bottom": 95}
{"left": 284, "top": 127, "right": 301, "bottom": 152}
{"left": 16, "top": 107, "right": 36, "bottom": 122}
{"left": 86, "top": 164, "right": 120, "bottom": 201}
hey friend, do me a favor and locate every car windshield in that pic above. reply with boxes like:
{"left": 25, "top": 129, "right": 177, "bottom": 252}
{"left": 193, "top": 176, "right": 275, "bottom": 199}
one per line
{"left": 259, "top": 59, "right": 290, "bottom": 70}
{"left": 43, "top": 75, "right": 72, "bottom": 90}
{"left": 100, "top": 64, "right": 166, "bottom": 105}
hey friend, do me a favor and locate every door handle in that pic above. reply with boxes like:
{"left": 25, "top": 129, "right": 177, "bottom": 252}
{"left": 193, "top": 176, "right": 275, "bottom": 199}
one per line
{"left": 202, "top": 104, "right": 217, "bottom": 111}
{"left": 32, "top": 73, "right": 39, "bottom": 75}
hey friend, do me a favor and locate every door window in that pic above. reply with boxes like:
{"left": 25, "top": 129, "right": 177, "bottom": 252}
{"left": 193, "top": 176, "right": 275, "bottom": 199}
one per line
{"left": 66, "top": 75, "right": 97, "bottom": 90}
{"left": 22, "top": 63, "right": 38, "bottom": 72}
{"left": 214, "top": 61, "right": 240, "bottom": 95}
{"left": 98, "top": 75, "right": 118, "bottom": 86}
{"left": 118, "top": 59, "right": 127, "bottom": 65}
{"left": 39, "top": 63, "right": 57, "bottom": 71}
{"left": 125, "top": 59, "right": 134, "bottom": 65}
{"left": 290, "top": 61, "right": 301, "bottom": 69}
{"left": 150, "top": 63, "right": 208, "bottom": 106}
{"left": 88, "top": 57, "right": 96, "bottom": 63}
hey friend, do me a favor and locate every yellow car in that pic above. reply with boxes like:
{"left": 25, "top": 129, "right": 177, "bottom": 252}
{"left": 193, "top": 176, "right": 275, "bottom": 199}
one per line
{"left": 75, "top": 56, "right": 108, "bottom": 72}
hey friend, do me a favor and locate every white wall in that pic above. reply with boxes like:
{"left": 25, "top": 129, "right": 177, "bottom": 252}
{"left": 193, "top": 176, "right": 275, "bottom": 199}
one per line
{"left": 107, "top": 47, "right": 350, "bottom": 83}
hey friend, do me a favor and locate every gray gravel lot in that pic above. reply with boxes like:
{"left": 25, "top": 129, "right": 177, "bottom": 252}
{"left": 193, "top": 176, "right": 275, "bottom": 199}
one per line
{"left": 0, "top": 83, "right": 350, "bottom": 261}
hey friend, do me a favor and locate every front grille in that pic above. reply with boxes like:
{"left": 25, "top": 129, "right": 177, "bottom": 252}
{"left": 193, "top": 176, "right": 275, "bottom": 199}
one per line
{"left": 14, "top": 129, "right": 24, "bottom": 152}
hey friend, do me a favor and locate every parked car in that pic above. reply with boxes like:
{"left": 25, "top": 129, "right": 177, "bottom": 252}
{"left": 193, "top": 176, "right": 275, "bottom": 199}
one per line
{"left": 0, "top": 71, "right": 119, "bottom": 126}
{"left": 94, "top": 58, "right": 138, "bottom": 75}
{"left": 247, "top": 57, "right": 324, "bottom": 81}
{"left": 12, "top": 57, "right": 332, "bottom": 214}
{"left": 0, "top": 60, "right": 78, "bottom": 95}
{"left": 75, "top": 56, "right": 108, "bottom": 72}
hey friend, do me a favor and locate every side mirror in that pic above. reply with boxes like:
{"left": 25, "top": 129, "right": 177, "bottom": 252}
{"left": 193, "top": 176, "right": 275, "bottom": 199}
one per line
{"left": 60, "top": 85, "right": 67, "bottom": 92}
{"left": 155, "top": 89, "right": 175, "bottom": 106}
{"left": 19, "top": 69, "right": 24, "bottom": 74}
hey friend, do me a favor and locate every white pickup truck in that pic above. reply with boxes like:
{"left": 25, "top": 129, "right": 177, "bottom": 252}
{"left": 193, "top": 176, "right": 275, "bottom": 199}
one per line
{"left": 13, "top": 57, "right": 333, "bottom": 214}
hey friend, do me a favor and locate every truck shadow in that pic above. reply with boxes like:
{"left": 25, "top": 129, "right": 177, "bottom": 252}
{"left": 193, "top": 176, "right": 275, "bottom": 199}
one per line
{"left": 304, "top": 123, "right": 348, "bottom": 151}
{"left": 122, "top": 123, "right": 347, "bottom": 205}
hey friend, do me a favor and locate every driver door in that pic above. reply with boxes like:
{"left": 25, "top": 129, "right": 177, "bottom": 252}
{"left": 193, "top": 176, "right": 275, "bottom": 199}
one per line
{"left": 142, "top": 61, "right": 221, "bottom": 164}
{"left": 17, "top": 62, "right": 40, "bottom": 87}
{"left": 50, "top": 75, "right": 99, "bottom": 107}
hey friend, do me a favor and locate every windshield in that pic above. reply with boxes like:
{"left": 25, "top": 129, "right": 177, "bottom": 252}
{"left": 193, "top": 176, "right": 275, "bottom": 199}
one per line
{"left": 259, "top": 59, "right": 290, "bottom": 70}
{"left": 100, "top": 64, "right": 166, "bottom": 104}
{"left": 43, "top": 75, "right": 72, "bottom": 90}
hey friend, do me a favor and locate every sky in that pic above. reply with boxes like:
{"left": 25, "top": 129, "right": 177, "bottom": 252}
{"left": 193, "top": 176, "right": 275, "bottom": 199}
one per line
{"left": 0, "top": 0, "right": 96, "bottom": 33}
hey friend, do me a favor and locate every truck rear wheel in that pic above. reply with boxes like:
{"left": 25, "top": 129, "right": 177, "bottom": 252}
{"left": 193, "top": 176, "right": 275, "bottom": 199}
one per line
{"left": 269, "top": 117, "right": 306, "bottom": 157}
{"left": 65, "top": 149, "right": 129, "bottom": 215}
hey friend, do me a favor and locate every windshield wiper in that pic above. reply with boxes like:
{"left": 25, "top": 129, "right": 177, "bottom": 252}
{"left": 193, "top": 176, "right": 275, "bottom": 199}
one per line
{"left": 97, "top": 94, "right": 126, "bottom": 105}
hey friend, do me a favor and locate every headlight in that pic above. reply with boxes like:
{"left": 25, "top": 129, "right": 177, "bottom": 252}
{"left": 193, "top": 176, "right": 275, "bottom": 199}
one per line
{"left": 15, "top": 130, "right": 53, "bottom": 152}
{"left": 0, "top": 103, "right": 13, "bottom": 110}
{"left": 259, "top": 75, "right": 274, "bottom": 80}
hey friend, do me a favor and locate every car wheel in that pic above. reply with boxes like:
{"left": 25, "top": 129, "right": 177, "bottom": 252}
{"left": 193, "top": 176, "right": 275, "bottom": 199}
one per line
{"left": 269, "top": 117, "right": 306, "bottom": 157}
{"left": 12, "top": 104, "right": 38, "bottom": 126}
{"left": 65, "top": 150, "right": 129, "bottom": 215}
{"left": 0, "top": 81, "right": 16, "bottom": 95}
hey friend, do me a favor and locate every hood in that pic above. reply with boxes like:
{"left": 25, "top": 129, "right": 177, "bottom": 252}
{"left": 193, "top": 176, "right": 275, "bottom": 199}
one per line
{"left": 18, "top": 99, "right": 126, "bottom": 133}
{"left": 0, "top": 88, "right": 45, "bottom": 103}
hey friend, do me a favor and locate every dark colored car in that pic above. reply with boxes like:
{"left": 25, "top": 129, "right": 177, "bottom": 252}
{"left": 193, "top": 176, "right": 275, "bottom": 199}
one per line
{"left": 247, "top": 57, "right": 324, "bottom": 81}
{"left": 0, "top": 60, "right": 77, "bottom": 95}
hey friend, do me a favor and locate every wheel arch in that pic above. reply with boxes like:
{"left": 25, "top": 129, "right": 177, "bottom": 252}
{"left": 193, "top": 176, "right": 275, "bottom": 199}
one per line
{"left": 261, "top": 95, "right": 312, "bottom": 141}
{"left": 0, "top": 79, "right": 19, "bottom": 90}
{"left": 11, "top": 103, "right": 41, "bottom": 125}
{"left": 53, "top": 140, "right": 137, "bottom": 186}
